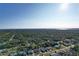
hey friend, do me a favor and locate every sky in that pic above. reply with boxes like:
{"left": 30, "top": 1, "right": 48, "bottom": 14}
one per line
{"left": 0, "top": 3, "right": 79, "bottom": 29}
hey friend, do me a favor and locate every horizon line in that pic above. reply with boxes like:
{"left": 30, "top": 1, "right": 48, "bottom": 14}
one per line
{"left": 0, "top": 28, "right": 79, "bottom": 30}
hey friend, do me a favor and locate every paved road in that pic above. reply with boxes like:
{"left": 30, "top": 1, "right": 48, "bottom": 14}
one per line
{"left": 0, "top": 34, "right": 16, "bottom": 54}
{"left": 9, "top": 34, "right": 15, "bottom": 41}
{"left": 0, "top": 34, "right": 16, "bottom": 46}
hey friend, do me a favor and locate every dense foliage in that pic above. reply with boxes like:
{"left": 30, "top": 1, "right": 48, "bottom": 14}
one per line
{"left": 0, "top": 29, "right": 79, "bottom": 56}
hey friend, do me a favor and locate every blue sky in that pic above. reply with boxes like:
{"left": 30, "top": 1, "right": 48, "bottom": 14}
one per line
{"left": 0, "top": 3, "right": 79, "bottom": 29}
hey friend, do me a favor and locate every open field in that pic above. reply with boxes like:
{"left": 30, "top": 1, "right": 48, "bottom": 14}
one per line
{"left": 0, "top": 29, "right": 79, "bottom": 56}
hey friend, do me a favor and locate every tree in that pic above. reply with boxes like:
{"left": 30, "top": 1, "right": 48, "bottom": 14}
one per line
{"left": 73, "top": 45, "right": 79, "bottom": 55}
